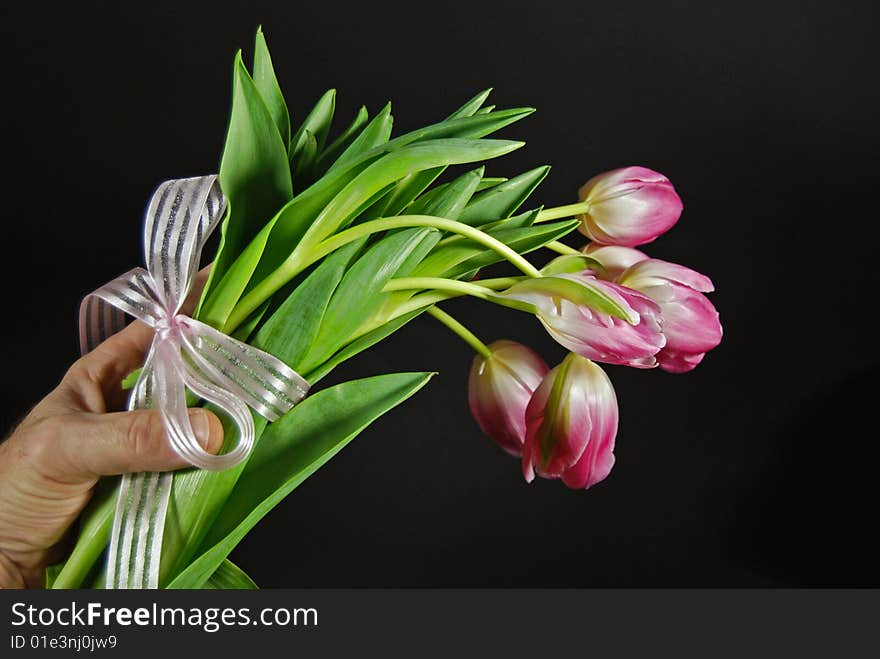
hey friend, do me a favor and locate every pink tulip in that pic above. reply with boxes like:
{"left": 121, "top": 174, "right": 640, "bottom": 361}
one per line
{"left": 503, "top": 271, "right": 666, "bottom": 368}
{"left": 468, "top": 340, "right": 550, "bottom": 455}
{"left": 581, "top": 244, "right": 649, "bottom": 280}
{"left": 618, "top": 259, "right": 723, "bottom": 373}
{"left": 522, "top": 353, "right": 618, "bottom": 490}
{"left": 577, "top": 166, "right": 683, "bottom": 247}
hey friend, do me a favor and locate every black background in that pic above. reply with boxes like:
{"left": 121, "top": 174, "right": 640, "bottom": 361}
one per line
{"left": 1, "top": 1, "right": 878, "bottom": 587}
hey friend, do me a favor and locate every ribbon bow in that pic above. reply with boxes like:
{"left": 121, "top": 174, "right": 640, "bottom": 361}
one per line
{"left": 79, "top": 175, "right": 308, "bottom": 588}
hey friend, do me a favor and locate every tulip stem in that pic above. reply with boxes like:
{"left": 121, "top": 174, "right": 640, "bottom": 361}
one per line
{"left": 225, "top": 215, "right": 542, "bottom": 332}
{"left": 383, "top": 277, "right": 537, "bottom": 314}
{"left": 535, "top": 201, "right": 590, "bottom": 223}
{"left": 545, "top": 241, "right": 582, "bottom": 256}
{"left": 426, "top": 306, "right": 491, "bottom": 358}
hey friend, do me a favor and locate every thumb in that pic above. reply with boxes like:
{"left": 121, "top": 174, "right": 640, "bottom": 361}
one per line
{"left": 50, "top": 408, "right": 224, "bottom": 479}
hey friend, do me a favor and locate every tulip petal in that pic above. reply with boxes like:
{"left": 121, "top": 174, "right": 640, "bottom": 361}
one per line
{"left": 621, "top": 258, "right": 715, "bottom": 293}
{"left": 522, "top": 355, "right": 619, "bottom": 488}
{"left": 468, "top": 340, "right": 550, "bottom": 455}
{"left": 582, "top": 244, "right": 648, "bottom": 280}
{"left": 577, "top": 166, "right": 683, "bottom": 247}
{"left": 657, "top": 350, "right": 706, "bottom": 374}
{"left": 645, "top": 282, "right": 722, "bottom": 355}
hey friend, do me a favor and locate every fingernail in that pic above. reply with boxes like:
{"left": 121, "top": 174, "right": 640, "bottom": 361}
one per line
{"left": 188, "top": 409, "right": 211, "bottom": 448}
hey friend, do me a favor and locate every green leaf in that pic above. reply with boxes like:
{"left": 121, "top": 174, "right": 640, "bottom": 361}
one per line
{"left": 291, "top": 129, "right": 318, "bottom": 189}
{"left": 204, "top": 560, "right": 258, "bottom": 589}
{"left": 200, "top": 149, "right": 382, "bottom": 329}
{"left": 296, "top": 138, "right": 525, "bottom": 252}
{"left": 406, "top": 167, "right": 484, "bottom": 218}
{"left": 446, "top": 88, "right": 492, "bottom": 119}
{"left": 411, "top": 216, "right": 579, "bottom": 279}
{"left": 230, "top": 298, "right": 271, "bottom": 341}
{"left": 327, "top": 102, "right": 393, "bottom": 174}
{"left": 502, "top": 274, "right": 637, "bottom": 323}
{"left": 444, "top": 220, "right": 580, "bottom": 279}
{"left": 50, "top": 480, "right": 117, "bottom": 589}
{"left": 289, "top": 88, "right": 336, "bottom": 157}
{"left": 199, "top": 51, "right": 292, "bottom": 317}
{"left": 158, "top": 411, "right": 269, "bottom": 586}
{"left": 386, "top": 107, "right": 534, "bottom": 150}
{"left": 251, "top": 238, "right": 366, "bottom": 371}
{"left": 459, "top": 166, "right": 550, "bottom": 225}
{"left": 374, "top": 166, "right": 446, "bottom": 218}
{"left": 303, "top": 309, "right": 425, "bottom": 383}
{"left": 540, "top": 254, "right": 604, "bottom": 276}
{"left": 198, "top": 217, "right": 275, "bottom": 329}
{"left": 299, "top": 228, "right": 439, "bottom": 372}
{"left": 44, "top": 564, "right": 63, "bottom": 589}
{"left": 476, "top": 176, "right": 508, "bottom": 191}
{"left": 168, "top": 372, "right": 434, "bottom": 589}
{"left": 315, "top": 105, "right": 369, "bottom": 174}
{"left": 253, "top": 27, "right": 290, "bottom": 146}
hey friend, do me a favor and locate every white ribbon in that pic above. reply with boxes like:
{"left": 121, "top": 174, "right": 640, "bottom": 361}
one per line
{"left": 78, "top": 175, "right": 308, "bottom": 588}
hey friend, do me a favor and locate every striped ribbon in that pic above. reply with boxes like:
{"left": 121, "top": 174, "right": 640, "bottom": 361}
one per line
{"left": 78, "top": 175, "right": 308, "bottom": 588}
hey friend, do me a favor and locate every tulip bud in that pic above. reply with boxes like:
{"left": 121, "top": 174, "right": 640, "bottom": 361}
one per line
{"left": 619, "top": 259, "right": 722, "bottom": 373}
{"left": 577, "top": 166, "right": 683, "bottom": 247}
{"left": 522, "top": 353, "right": 618, "bottom": 490}
{"left": 468, "top": 340, "right": 550, "bottom": 456}
{"left": 502, "top": 271, "right": 665, "bottom": 368}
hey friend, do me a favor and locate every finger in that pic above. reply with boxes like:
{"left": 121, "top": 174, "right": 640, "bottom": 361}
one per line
{"left": 61, "top": 265, "right": 213, "bottom": 413}
{"left": 43, "top": 408, "right": 224, "bottom": 480}
{"left": 77, "top": 265, "right": 212, "bottom": 388}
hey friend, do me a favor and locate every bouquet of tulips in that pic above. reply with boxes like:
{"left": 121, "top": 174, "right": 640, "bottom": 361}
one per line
{"left": 50, "top": 28, "right": 721, "bottom": 589}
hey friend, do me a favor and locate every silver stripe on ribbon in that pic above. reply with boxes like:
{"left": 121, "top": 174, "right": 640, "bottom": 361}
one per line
{"left": 78, "top": 175, "right": 309, "bottom": 589}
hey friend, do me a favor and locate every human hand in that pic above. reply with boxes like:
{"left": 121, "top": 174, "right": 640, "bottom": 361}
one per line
{"left": 0, "top": 276, "right": 223, "bottom": 588}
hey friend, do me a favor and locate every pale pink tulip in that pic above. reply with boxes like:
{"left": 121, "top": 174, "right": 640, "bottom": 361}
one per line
{"left": 522, "top": 353, "right": 618, "bottom": 490}
{"left": 468, "top": 340, "right": 550, "bottom": 455}
{"left": 618, "top": 259, "right": 722, "bottom": 373}
{"left": 577, "top": 166, "right": 683, "bottom": 246}
{"left": 581, "top": 244, "right": 648, "bottom": 280}
{"left": 503, "top": 271, "right": 666, "bottom": 368}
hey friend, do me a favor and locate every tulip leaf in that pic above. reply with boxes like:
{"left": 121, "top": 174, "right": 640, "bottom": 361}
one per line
{"left": 197, "top": 214, "right": 276, "bottom": 329}
{"left": 291, "top": 129, "right": 318, "bottom": 190}
{"left": 303, "top": 309, "right": 425, "bottom": 383}
{"left": 327, "top": 102, "right": 394, "bottom": 174}
{"left": 199, "top": 50, "right": 293, "bottom": 316}
{"left": 459, "top": 166, "right": 550, "bottom": 225}
{"left": 204, "top": 560, "right": 258, "bottom": 589}
{"left": 296, "top": 138, "right": 525, "bottom": 252}
{"left": 299, "top": 227, "right": 440, "bottom": 373}
{"left": 230, "top": 298, "right": 271, "bottom": 342}
{"left": 476, "top": 176, "right": 508, "bottom": 191}
{"left": 410, "top": 215, "right": 577, "bottom": 279}
{"left": 386, "top": 107, "right": 534, "bottom": 150}
{"left": 406, "top": 167, "right": 484, "bottom": 218}
{"left": 159, "top": 411, "right": 269, "bottom": 586}
{"left": 167, "top": 372, "right": 434, "bottom": 589}
{"left": 289, "top": 88, "right": 336, "bottom": 159}
{"left": 540, "top": 254, "right": 604, "bottom": 276}
{"left": 50, "top": 480, "right": 117, "bottom": 589}
{"left": 447, "top": 88, "right": 492, "bottom": 119}
{"left": 374, "top": 166, "right": 446, "bottom": 218}
{"left": 200, "top": 151, "right": 382, "bottom": 328}
{"left": 251, "top": 238, "right": 367, "bottom": 371}
{"left": 252, "top": 27, "right": 290, "bottom": 146}
{"left": 314, "top": 105, "right": 369, "bottom": 175}
{"left": 503, "top": 275, "right": 637, "bottom": 323}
